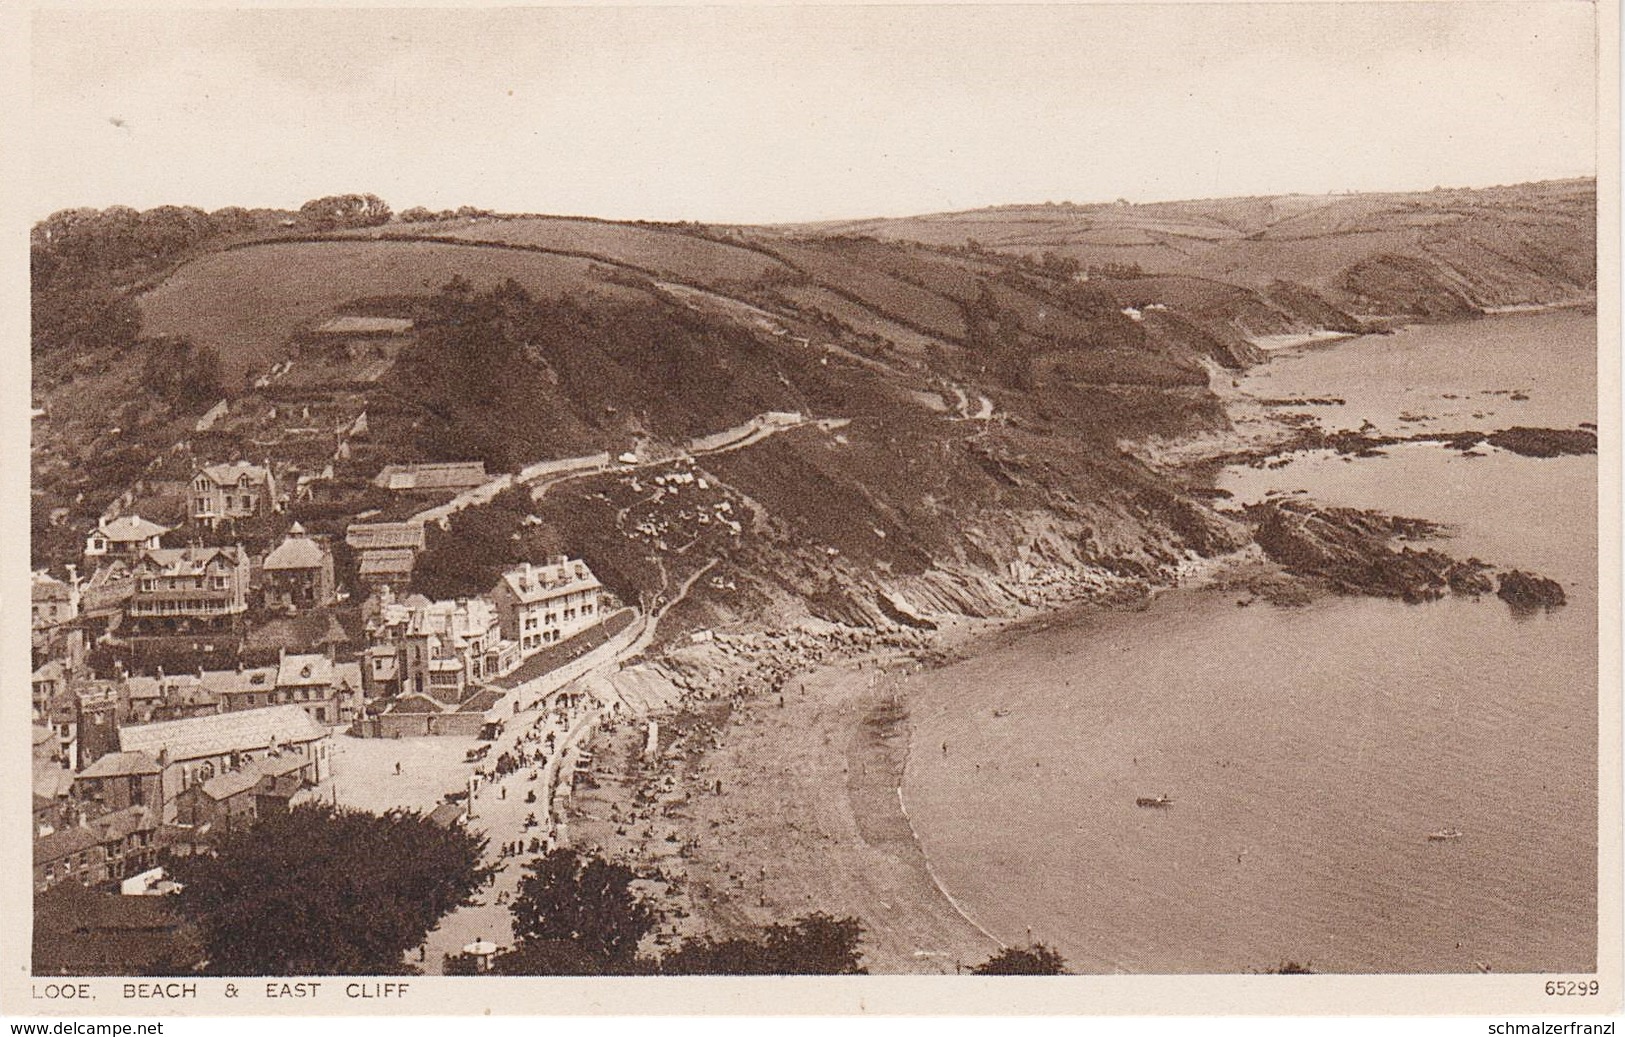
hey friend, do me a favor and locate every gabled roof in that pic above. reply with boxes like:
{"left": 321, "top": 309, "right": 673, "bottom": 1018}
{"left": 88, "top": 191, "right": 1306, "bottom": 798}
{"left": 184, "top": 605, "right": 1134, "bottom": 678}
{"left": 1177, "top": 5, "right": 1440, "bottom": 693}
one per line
{"left": 33, "top": 572, "right": 74, "bottom": 600}
{"left": 95, "top": 515, "right": 171, "bottom": 543}
{"left": 77, "top": 751, "right": 161, "bottom": 779}
{"left": 333, "top": 660, "right": 362, "bottom": 690}
{"left": 495, "top": 558, "right": 602, "bottom": 604}
{"left": 276, "top": 653, "right": 333, "bottom": 688}
{"left": 199, "top": 461, "right": 271, "bottom": 487}
{"left": 118, "top": 705, "right": 328, "bottom": 763}
{"left": 135, "top": 545, "right": 247, "bottom": 576}
{"left": 194, "top": 754, "right": 305, "bottom": 802}
{"left": 94, "top": 805, "right": 160, "bottom": 842}
{"left": 35, "top": 824, "right": 103, "bottom": 865}
{"left": 263, "top": 533, "right": 328, "bottom": 571}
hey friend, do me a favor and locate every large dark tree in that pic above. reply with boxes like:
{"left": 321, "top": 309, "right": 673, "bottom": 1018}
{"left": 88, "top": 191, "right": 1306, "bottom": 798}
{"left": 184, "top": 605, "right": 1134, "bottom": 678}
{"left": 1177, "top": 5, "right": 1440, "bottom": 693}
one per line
{"left": 167, "top": 803, "right": 489, "bottom": 975}
{"left": 658, "top": 913, "right": 867, "bottom": 975}
{"left": 139, "top": 335, "right": 225, "bottom": 411}
{"left": 970, "top": 942, "right": 1068, "bottom": 975}
{"left": 500, "top": 848, "right": 657, "bottom": 972}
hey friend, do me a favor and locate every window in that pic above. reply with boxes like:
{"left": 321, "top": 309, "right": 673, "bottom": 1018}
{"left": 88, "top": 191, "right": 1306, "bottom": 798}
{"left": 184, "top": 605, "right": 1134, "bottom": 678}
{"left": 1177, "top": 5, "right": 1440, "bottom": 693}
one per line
{"left": 140, "top": 578, "right": 154, "bottom": 592}
{"left": 212, "top": 575, "right": 228, "bottom": 590}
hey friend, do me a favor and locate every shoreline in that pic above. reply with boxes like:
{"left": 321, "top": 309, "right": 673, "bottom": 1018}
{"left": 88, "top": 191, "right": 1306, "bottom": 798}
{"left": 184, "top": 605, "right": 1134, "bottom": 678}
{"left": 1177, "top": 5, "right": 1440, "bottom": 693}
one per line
{"left": 559, "top": 303, "right": 1591, "bottom": 972}
{"left": 561, "top": 548, "right": 1271, "bottom": 972}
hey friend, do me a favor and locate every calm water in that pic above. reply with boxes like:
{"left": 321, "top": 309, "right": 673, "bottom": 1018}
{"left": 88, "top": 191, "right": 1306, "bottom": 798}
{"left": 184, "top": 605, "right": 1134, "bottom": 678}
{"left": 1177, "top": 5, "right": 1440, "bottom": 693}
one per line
{"left": 904, "top": 309, "right": 1599, "bottom": 974}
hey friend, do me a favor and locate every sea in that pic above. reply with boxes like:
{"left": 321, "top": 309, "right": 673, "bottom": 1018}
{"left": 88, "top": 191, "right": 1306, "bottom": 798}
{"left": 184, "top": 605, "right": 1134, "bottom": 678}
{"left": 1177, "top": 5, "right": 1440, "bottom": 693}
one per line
{"left": 903, "top": 308, "right": 1600, "bottom": 974}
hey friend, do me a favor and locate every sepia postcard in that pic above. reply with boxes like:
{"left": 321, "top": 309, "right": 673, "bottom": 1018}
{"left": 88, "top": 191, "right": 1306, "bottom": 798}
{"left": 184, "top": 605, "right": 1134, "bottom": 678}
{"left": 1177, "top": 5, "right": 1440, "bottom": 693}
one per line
{"left": 1, "top": 0, "right": 1619, "bottom": 1023}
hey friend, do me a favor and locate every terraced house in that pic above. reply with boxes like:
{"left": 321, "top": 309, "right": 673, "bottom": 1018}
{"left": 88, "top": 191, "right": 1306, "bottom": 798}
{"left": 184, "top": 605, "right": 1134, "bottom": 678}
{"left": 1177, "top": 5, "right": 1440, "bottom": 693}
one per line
{"left": 190, "top": 461, "right": 278, "bottom": 526}
{"left": 126, "top": 545, "right": 251, "bottom": 636}
{"left": 490, "top": 556, "right": 603, "bottom": 654}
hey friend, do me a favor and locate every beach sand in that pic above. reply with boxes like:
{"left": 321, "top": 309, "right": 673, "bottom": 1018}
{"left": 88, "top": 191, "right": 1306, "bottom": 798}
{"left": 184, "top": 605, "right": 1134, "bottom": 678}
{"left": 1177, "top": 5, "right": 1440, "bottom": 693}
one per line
{"left": 570, "top": 644, "right": 1006, "bottom": 972}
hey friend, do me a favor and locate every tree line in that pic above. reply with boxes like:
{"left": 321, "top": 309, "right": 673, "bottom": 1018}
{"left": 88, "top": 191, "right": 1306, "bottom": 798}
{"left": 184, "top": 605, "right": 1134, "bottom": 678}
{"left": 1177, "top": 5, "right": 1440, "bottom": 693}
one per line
{"left": 161, "top": 804, "right": 1067, "bottom": 976}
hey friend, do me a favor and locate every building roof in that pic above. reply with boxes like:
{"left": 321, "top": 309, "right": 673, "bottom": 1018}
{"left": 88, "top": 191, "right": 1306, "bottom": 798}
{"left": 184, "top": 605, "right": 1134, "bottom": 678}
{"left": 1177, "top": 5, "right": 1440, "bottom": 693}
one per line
{"left": 374, "top": 462, "right": 487, "bottom": 492}
{"left": 346, "top": 521, "right": 426, "bottom": 551}
{"left": 277, "top": 653, "right": 333, "bottom": 688}
{"left": 33, "top": 659, "right": 67, "bottom": 685}
{"left": 33, "top": 725, "right": 56, "bottom": 748}
{"left": 263, "top": 532, "right": 328, "bottom": 571}
{"left": 135, "top": 545, "right": 247, "bottom": 576}
{"left": 495, "top": 558, "right": 602, "bottom": 605}
{"left": 118, "top": 705, "right": 328, "bottom": 763}
{"left": 33, "top": 572, "right": 74, "bottom": 601}
{"left": 193, "top": 753, "right": 306, "bottom": 802}
{"left": 427, "top": 802, "right": 466, "bottom": 828}
{"left": 78, "top": 751, "right": 162, "bottom": 779}
{"left": 35, "top": 807, "right": 160, "bottom": 865}
{"left": 199, "top": 461, "right": 271, "bottom": 487}
{"left": 35, "top": 824, "right": 103, "bottom": 865}
{"left": 95, "top": 515, "right": 171, "bottom": 543}
{"left": 315, "top": 315, "right": 414, "bottom": 336}
{"left": 333, "top": 660, "right": 363, "bottom": 690}
{"left": 359, "top": 548, "right": 418, "bottom": 576}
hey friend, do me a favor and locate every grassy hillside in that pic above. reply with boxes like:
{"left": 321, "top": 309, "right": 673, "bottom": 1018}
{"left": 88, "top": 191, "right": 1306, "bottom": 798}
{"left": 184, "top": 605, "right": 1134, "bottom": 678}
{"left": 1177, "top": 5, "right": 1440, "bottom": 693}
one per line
{"left": 31, "top": 180, "right": 1595, "bottom": 631}
{"left": 796, "top": 179, "right": 1596, "bottom": 321}
{"left": 138, "top": 239, "right": 646, "bottom": 385}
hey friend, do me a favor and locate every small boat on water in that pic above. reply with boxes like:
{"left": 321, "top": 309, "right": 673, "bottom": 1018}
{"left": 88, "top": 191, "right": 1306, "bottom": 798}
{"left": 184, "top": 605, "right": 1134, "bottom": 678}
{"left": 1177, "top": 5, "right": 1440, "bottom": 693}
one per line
{"left": 1427, "top": 828, "right": 1463, "bottom": 842}
{"left": 1136, "top": 795, "right": 1175, "bottom": 809}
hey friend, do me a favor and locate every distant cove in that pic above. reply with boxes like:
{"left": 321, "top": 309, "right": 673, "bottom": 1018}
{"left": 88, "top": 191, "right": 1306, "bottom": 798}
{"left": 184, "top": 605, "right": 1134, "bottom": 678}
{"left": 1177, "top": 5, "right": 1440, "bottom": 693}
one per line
{"left": 903, "top": 309, "right": 1598, "bottom": 974}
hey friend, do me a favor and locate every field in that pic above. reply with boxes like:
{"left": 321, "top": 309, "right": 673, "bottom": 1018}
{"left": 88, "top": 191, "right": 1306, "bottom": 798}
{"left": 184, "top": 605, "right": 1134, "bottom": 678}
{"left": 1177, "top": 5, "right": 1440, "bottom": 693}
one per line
{"left": 138, "top": 240, "right": 644, "bottom": 383}
{"left": 363, "top": 216, "right": 794, "bottom": 288}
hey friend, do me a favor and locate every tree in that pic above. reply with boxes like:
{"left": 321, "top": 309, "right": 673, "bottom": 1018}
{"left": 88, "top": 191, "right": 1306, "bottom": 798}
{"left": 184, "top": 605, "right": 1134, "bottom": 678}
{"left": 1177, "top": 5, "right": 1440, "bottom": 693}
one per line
{"left": 31, "top": 285, "right": 142, "bottom": 359}
{"left": 659, "top": 913, "right": 867, "bottom": 975}
{"left": 139, "top": 335, "right": 225, "bottom": 411}
{"left": 167, "top": 803, "right": 490, "bottom": 975}
{"left": 299, "top": 193, "right": 392, "bottom": 230}
{"left": 500, "top": 848, "right": 658, "bottom": 972}
{"left": 971, "top": 942, "right": 1068, "bottom": 975}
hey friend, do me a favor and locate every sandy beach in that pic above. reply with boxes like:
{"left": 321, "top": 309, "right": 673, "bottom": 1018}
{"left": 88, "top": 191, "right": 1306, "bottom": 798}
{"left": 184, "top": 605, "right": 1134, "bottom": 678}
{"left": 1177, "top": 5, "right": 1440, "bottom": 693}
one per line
{"left": 562, "top": 593, "right": 1244, "bottom": 972}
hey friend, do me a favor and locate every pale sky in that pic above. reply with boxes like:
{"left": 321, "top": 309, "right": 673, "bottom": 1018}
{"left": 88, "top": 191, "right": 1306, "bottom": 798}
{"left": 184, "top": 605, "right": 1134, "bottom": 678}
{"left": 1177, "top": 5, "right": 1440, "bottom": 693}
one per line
{"left": 29, "top": 3, "right": 1599, "bottom": 224}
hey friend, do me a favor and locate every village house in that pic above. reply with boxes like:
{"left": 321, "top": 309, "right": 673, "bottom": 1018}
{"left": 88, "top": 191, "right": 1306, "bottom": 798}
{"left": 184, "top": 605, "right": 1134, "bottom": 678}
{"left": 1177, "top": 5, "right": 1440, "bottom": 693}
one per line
{"left": 173, "top": 754, "right": 304, "bottom": 836}
{"left": 190, "top": 461, "right": 278, "bottom": 526}
{"left": 114, "top": 705, "right": 330, "bottom": 823}
{"left": 373, "top": 461, "right": 488, "bottom": 493}
{"left": 490, "top": 557, "right": 604, "bottom": 653}
{"left": 32, "top": 570, "right": 80, "bottom": 632}
{"left": 34, "top": 805, "right": 161, "bottom": 894}
{"left": 365, "top": 588, "right": 518, "bottom": 704}
{"left": 261, "top": 522, "right": 336, "bottom": 611}
{"left": 126, "top": 545, "right": 251, "bottom": 636}
{"left": 268, "top": 650, "right": 363, "bottom": 725}
{"left": 73, "top": 750, "right": 163, "bottom": 814}
{"left": 33, "top": 659, "right": 69, "bottom": 724}
{"left": 84, "top": 515, "right": 170, "bottom": 561}
{"left": 346, "top": 520, "right": 427, "bottom": 589}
